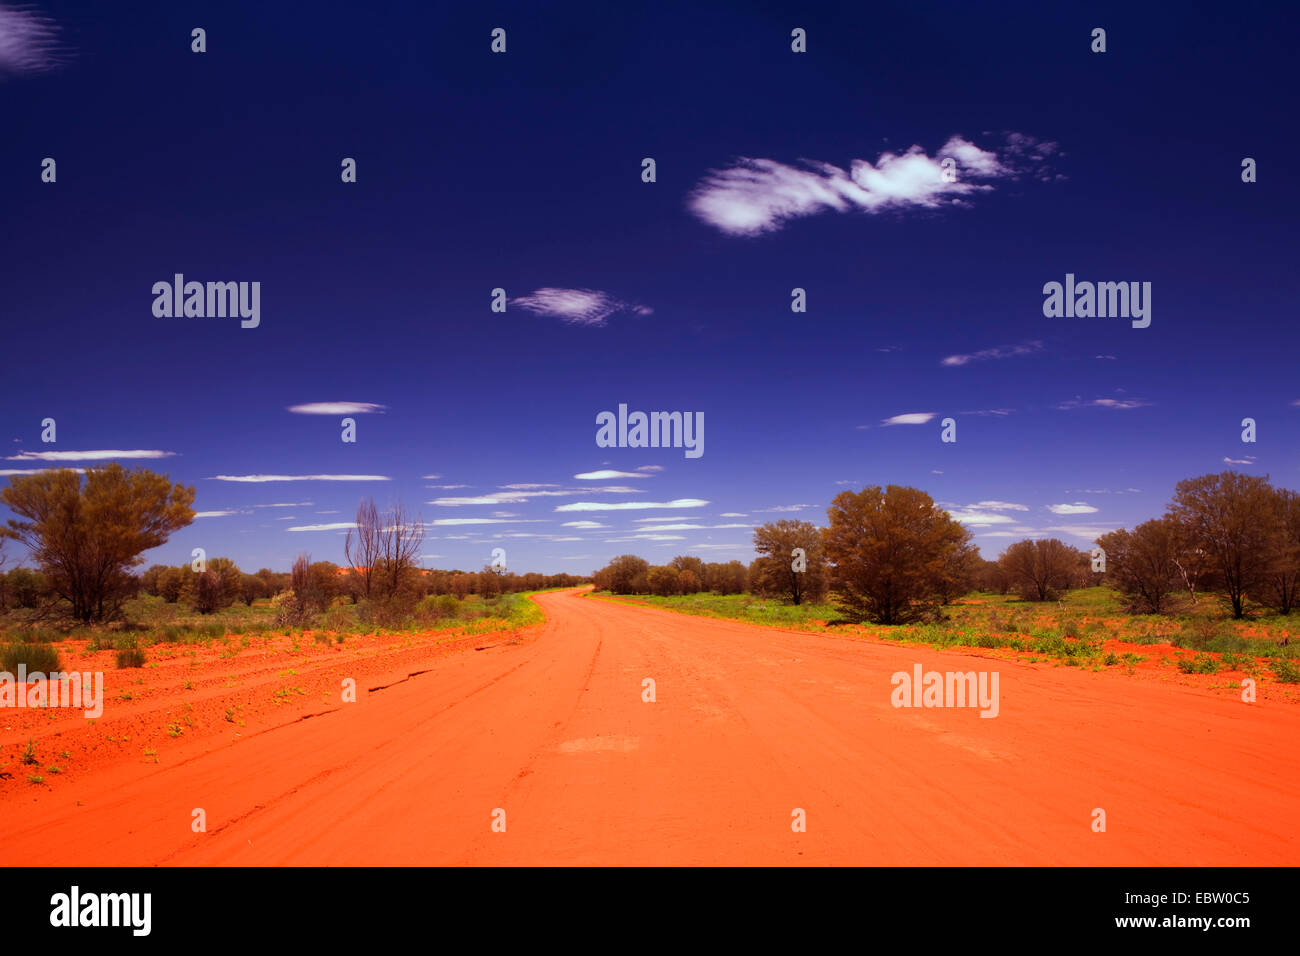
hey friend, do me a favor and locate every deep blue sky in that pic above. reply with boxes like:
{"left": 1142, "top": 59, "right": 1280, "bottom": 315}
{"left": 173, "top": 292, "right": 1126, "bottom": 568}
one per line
{"left": 2, "top": 0, "right": 1297, "bottom": 574}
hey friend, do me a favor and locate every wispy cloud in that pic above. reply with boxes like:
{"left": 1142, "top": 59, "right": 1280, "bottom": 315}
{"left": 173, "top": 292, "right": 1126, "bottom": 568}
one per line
{"left": 286, "top": 402, "right": 386, "bottom": 415}
{"left": 429, "top": 518, "right": 548, "bottom": 526}
{"left": 210, "top": 474, "right": 390, "bottom": 482}
{"left": 7, "top": 449, "right": 174, "bottom": 461}
{"left": 960, "top": 408, "right": 1015, "bottom": 417}
{"left": 635, "top": 523, "right": 752, "bottom": 532}
{"left": 429, "top": 486, "right": 637, "bottom": 506}
{"left": 555, "top": 499, "right": 709, "bottom": 512}
{"left": 574, "top": 470, "right": 647, "bottom": 479}
{"left": 755, "top": 504, "right": 811, "bottom": 513}
{"left": 1224, "top": 456, "right": 1256, "bottom": 465}
{"left": 1047, "top": 502, "right": 1099, "bottom": 515}
{"left": 510, "top": 288, "right": 652, "bottom": 327}
{"left": 688, "top": 133, "right": 1059, "bottom": 236}
{"left": 0, "top": 467, "right": 86, "bottom": 476}
{"left": 941, "top": 341, "right": 1042, "bottom": 367}
{"left": 945, "top": 509, "right": 1018, "bottom": 527}
{"left": 561, "top": 520, "right": 607, "bottom": 529}
{"left": 881, "top": 413, "right": 936, "bottom": 426}
{"left": 287, "top": 522, "right": 356, "bottom": 532}
{"left": 195, "top": 510, "right": 241, "bottom": 518}
{"left": 1054, "top": 396, "right": 1150, "bottom": 411}
{"left": 0, "top": 5, "right": 66, "bottom": 76}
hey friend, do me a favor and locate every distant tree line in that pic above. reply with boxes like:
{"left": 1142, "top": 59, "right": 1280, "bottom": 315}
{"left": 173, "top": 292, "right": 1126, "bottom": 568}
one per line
{"left": 593, "top": 471, "right": 1300, "bottom": 624}
{"left": 0, "top": 476, "right": 585, "bottom": 625}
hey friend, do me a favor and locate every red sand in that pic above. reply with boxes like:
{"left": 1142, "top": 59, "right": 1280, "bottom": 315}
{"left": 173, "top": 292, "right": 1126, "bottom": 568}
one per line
{"left": 1, "top": 588, "right": 1296, "bottom": 865}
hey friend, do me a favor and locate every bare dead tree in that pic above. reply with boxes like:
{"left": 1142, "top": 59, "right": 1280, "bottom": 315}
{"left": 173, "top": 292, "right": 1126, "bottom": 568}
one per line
{"left": 378, "top": 500, "right": 425, "bottom": 600}
{"left": 344, "top": 498, "right": 382, "bottom": 600}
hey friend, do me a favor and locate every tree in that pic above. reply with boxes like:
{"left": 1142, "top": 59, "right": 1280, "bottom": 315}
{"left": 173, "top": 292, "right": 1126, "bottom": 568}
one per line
{"left": 821, "top": 485, "right": 970, "bottom": 624}
{"left": 594, "top": 555, "right": 649, "bottom": 594}
{"left": 937, "top": 538, "right": 981, "bottom": 604}
{"left": 192, "top": 570, "right": 225, "bottom": 614}
{"left": 975, "top": 558, "right": 1011, "bottom": 594}
{"left": 344, "top": 498, "right": 382, "bottom": 600}
{"left": 703, "top": 560, "right": 747, "bottom": 595}
{"left": 160, "top": 566, "right": 191, "bottom": 603}
{"left": 752, "top": 520, "right": 827, "bottom": 605}
{"left": 1, "top": 465, "right": 195, "bottom": 622}
{"left": 1096, "top": 519, "right": 1181, "bottom": 613}
{"left": 1263, "top": 488, "right": 1300, "bottom": 614}
{"left": 1167, "top": 471, "right": 1277, "bottom": 619}
{"left": 5, "top": 567, "right": 48, "bottom": 609}
{"left": 670, "top": 555, "right": 705, "bottom": 593}
{"left": 239, "top": 573, "right": 265, "bottom": 606}
{"left": 647, "top": 565, "right": 681, "bottom": 596}
{"left": 376, "top": 500, "right": 425, "bottom": 600}
{"left": 140, "top": 564, "right": 169, "bottom": 596}
{"left": 998, "top": 538, "right": 1081, "bottom": 601}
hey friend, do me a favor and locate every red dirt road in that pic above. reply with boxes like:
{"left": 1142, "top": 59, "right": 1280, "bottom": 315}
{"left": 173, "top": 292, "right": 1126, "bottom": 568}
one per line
{"left": 3, "top": 588, "right": 1297, "bottom": 865}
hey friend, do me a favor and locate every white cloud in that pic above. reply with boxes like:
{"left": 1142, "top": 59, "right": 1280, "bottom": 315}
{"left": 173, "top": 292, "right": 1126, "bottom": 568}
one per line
{"left": 574, "top": 470, "right": 646, "bottom": 479}
{"left": 429, "top": 486, "right": 638, "bottom": 506}
{"left": 719, "top": 512, "right": 747, "bottom": 517}
{"left": 429, "top": 518, "right": 545, "bottom": 526}
{"left": 286, "top": 402, "right": 386, "bottom": 415}
{"left": 287, "top": 522, "right": 357, "bottom": 532}
{"left": 637, "top": 465, "right": 664, "bottom": 472}
{"left": 882, "top": 413, "right": 935, "bottom": 426}
{"left": 6, "top": 449, "right": 174, "bottom": 461}
{"left": 0, "top": 6, "right": 64, "bottom": 76}
{"left": 1054, "top": 397, "right": 1150, "bottom": 411}
{"left": 1223, "top": 456, "right": 1256, "bottom": 465}
{"left": 755, "top": 504, "right": 811, "bottom": 513}
{"left": 1047, "top": 502, "right": 1099, "bottom": 515}
{"left": 555, "top": 499, "right": 709, "bottom": 512}
{"left": 1044, "top": 524, "right": 1120, "bottom": 541}
{"left": 561, "top": 520, "right": 607, "bottom": 529}
{"left": 210, "top": 474, "right": 390, "bottom": 482}
{"left": 0, "top": 467, "right": 86, "bottom": 476}
{"left": 195, "top": 510, "right": 238, "bottom": 518}
{"left": 973, "top": 501, "right": 1029, "bottom": 512}
{"left": 688, "top": 134, "right": 1057, "bottom": 236}
{"left": 637, "top": 523, "right": 752, "bottom": 532}
{"left": 942, "top": 341, "right": 1042, "bottom": 367}
{"left": 510, "top": 288, "right": 652, "bottom": 327}
{"left": 946, "top": 509, "right": 1018, "bottom": 527}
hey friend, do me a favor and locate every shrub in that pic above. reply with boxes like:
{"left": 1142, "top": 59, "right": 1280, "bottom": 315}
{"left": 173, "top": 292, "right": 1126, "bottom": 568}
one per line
{"left": 1271, "top": 658, "right": 1300, "bottom": 684}
{"left": 271, "top": 590, "right": 315, "bottom": 629}
{"left": 115, "top": 646, "right": 147, "bottom": 668}
{"left": 0, "top": 641, "right": 61, "bottom": 673}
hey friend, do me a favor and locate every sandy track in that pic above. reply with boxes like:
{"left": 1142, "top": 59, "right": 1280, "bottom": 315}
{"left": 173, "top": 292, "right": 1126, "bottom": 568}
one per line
{"left": 2, "top": 588, "right": 1297, "bottom": 865}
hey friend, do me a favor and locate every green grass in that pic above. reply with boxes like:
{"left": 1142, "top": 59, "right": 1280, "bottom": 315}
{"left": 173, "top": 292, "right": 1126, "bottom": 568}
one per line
{"left": 594, "top": 591, "right": 842, "bottom": 628}
{"left": 592, "top": 587, "right": 1298, "bottom": 678}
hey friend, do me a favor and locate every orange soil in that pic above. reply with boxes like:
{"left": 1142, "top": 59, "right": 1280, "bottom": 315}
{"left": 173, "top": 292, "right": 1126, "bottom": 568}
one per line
{"left": 1, "top": 588, "right": 1296, "bottom": 865}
